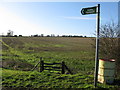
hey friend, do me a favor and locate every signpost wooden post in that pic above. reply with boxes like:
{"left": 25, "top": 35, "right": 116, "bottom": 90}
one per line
{"left": 81, "top": 4, "right": 100, "bottom": 87}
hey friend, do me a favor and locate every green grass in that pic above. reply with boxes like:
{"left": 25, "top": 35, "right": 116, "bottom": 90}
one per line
{"left": 2, "top": 68, "right": 118, "bottom": 89}
{"left": 2, "top": 68, "right": 120, "bottom": 89}
{"left": 1, "top": 37, "right": 120, "bottom": 89}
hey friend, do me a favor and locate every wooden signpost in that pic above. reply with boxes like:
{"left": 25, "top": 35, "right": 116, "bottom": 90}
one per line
{"left": 81, "top": 4, "right": 100, "bottom": 87}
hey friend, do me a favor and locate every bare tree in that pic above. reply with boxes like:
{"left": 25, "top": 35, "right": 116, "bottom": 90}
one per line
{"left": 7, "top": 30, "right": 13, "bottom": 36}
{"left": 92, "top": 22, "right": 120, "bottom": 75}
{"left": 99, "top": 22, "right": 119, "bottom": 59}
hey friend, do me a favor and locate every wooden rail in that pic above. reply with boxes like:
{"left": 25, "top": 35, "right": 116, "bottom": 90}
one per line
{"left": 32, "top": 57, "right": 73, "bottom": 74}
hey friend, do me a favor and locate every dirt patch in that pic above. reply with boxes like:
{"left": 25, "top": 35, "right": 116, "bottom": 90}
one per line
{"left": 1, "top": 60, "right": 33, "bottom": 71}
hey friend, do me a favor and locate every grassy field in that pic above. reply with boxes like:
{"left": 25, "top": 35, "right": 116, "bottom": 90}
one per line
{"left": 1, "top": 37, "right": 120, "bottom": 89}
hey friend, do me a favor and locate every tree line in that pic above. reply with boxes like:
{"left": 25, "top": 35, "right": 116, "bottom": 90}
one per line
{"left": 1, "top": 30, "right": 87, "bottom": 38}
{"left": 31, "top": 34, "right": 87, "bottom": 38}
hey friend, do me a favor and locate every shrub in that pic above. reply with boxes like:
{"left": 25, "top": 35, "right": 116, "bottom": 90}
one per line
{"left": 92, "top": 22, "right": 120, "bottom": 75}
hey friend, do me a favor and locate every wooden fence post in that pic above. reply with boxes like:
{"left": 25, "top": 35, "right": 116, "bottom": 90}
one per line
{"left": 61, "top": 61, "right": 65, "bottom": 74}
{"left": 40, "top": 57, "right": 44, "bottom": 72}
{"left": 64, "top": 64, "right": 73, "bottom": 74}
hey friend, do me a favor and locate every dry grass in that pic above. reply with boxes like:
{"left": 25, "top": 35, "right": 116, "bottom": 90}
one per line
{"left": 2, "top": 37, "right": 94, "bottom": 52}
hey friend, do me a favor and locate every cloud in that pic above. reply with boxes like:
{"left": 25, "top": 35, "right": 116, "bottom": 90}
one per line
{"left": 64, "top": 16, "right": 96, "bottom": 20}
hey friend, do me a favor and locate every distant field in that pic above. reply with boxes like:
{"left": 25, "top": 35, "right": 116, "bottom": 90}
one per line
{"left": 2, "top": 37, "right": 94, "bottom": 52}
{"left": 1, "top": 37, "right": 120, "bottom": 89}
{"left": 2, "top": 37, "right": 95, "bottom": 73}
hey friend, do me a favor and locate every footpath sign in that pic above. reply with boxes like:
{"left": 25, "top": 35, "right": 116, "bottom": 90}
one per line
{"left": 81, "top": 6, "right": 97, "bottom": 15}
{"left": 81, "top": 4, "right": 100, "bottom": 87}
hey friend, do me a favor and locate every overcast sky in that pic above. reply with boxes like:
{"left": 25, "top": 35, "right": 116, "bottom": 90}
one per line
{"left": 0, "top": 2, "right": 118, "bottom": 36}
